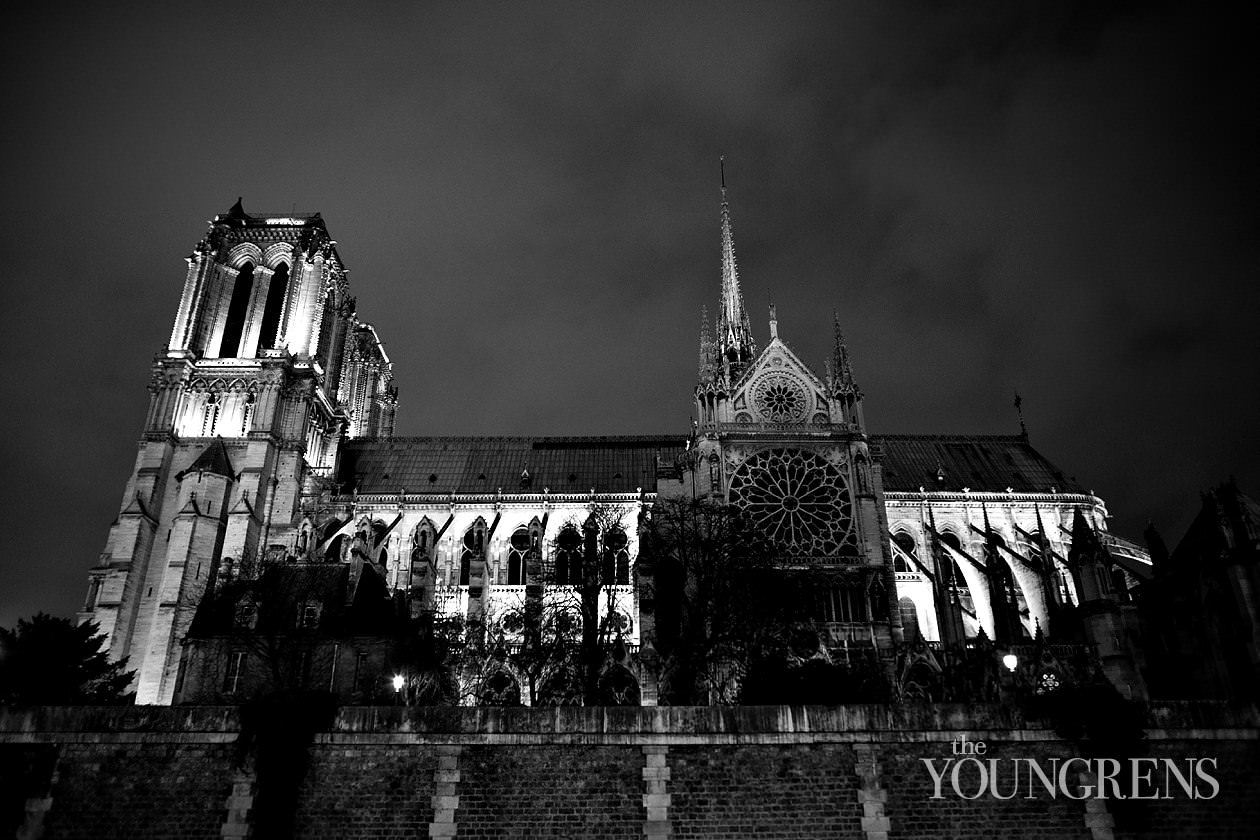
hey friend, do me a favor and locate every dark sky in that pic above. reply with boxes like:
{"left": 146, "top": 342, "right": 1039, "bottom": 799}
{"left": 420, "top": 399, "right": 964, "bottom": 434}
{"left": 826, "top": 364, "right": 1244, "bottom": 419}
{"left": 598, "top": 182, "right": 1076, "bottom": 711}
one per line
{"left": 1, "top": 1, "right": 1255, "bottom": 629}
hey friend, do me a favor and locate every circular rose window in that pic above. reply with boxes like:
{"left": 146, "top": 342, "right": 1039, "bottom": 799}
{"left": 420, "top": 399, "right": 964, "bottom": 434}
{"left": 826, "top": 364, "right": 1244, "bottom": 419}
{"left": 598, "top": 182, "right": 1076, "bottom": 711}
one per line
{"left": 728, "top": 447, "right": 856, "bottom": 557}
{"left": 752, "top": 373, "right": 809, "bottom": 422}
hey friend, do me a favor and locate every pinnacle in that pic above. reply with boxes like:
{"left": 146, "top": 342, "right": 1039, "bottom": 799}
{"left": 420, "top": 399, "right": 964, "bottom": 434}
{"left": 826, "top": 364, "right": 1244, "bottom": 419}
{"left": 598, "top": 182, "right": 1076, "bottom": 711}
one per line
{"left": 715, "top": 173, "right": 756, "bottom": 369}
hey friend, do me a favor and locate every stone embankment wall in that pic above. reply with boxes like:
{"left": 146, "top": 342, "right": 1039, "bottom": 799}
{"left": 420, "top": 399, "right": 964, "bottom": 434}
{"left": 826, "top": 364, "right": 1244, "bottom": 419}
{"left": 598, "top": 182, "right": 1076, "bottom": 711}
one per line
{"left": 2, "top": 703, "right": 1257, "bottom": 839}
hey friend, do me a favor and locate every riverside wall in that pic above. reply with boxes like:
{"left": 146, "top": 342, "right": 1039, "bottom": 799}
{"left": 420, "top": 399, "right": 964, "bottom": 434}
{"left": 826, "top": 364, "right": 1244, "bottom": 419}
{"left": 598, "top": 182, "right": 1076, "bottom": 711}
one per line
{"left": 2, "top": 703, "right": 1258, "bottom": 839}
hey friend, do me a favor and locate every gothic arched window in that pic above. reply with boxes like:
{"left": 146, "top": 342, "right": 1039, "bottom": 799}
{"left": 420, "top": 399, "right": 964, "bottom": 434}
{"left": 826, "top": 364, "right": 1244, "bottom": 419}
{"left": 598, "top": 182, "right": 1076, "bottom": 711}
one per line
{"left": 409, "top": 518, "right": 437, "bottom": 592}
{"left": 413, "top": 519, "right": 436, "bottom": 556}
{"left": 241, "top": 392, "right": 255, "bottom": 435}
{"left": 257, "top": 262, "right": 289, "bottom": 351}
{"left": 508, "top": 526, "right": 530, "bottom": 585}
{"left": 220, "top": 262, "right": 255, "bottom": 358}
{"left": 202, "top": 392, "right": 220, "bottom": 436}
{"left": 460, "top": 519, "right": 487, "bottom": 586}
{"left": 603, "top": 527, "right": 630, "bottom": 585}
{"left": 892, "top": 531, "right": 917, "bottom": 573}
{"left": 555, "top": 526, "right": 581, "bottom": 585}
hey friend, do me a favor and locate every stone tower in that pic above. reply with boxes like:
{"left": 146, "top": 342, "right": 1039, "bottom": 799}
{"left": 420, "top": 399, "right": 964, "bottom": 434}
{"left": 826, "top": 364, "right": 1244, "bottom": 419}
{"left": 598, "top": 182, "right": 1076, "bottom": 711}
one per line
{"left": 79, "top": 200, "right": 395, "bottom": 704}
{"left": 690, "top": 174, "right": 900, "bottom": 656}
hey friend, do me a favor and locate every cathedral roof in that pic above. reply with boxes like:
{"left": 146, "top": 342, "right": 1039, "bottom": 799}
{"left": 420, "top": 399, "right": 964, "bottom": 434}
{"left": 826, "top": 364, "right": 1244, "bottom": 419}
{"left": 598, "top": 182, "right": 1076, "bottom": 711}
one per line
{"left": 337, "top": 433, "right": 1082, "bottom": 497}
{"left": 337, "top": 436, "right": 688, "bottom": 495}
{"left": 215, "top": 197, "right": 323, "bottom": 226}
{"left": 873, "top": 434, "right": 1084, "bottom": 495}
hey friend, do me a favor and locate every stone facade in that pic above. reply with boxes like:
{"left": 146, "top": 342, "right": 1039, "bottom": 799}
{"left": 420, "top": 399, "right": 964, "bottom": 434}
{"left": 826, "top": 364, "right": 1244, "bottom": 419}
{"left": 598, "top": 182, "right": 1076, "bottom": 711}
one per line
{"left": 80, "top": 202, "right": 394, "bottom": 705}
{"left": 81, "top": 191, "right": 1155, "bottom": 706}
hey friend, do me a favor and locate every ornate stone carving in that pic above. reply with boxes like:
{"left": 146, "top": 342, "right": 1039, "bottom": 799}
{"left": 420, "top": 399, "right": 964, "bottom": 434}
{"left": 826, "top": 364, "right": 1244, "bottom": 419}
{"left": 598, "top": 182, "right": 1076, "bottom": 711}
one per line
{"left": 751, "top": 372, "right": 809, "bottom": 423}
{"left": 728, "top": 447, "right": 856, "bottom": 557}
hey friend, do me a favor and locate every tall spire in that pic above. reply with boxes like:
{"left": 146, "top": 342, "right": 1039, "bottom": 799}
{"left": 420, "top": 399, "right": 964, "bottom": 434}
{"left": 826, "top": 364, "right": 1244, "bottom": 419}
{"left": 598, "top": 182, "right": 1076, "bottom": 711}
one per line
{"left": 716, "top": 157, "right": 756, "bottom": 373}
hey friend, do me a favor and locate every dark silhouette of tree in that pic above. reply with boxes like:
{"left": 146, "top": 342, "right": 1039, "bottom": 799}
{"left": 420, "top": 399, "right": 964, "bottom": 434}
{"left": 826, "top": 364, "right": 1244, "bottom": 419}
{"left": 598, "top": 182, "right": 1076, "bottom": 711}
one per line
{"left": 642, "top": 497, "right": 823, "bottom": 704}
{"left": 0, "top": 613, "right": 133, "bottom": 705}
{"left": 453, "top": 503, "right": 637, "bottom": 707}
{"left": 391, "top": 610, "right": 463, "bottom": 706}
{"left": 179, "top": 561, "right": 400, "bottom": 703}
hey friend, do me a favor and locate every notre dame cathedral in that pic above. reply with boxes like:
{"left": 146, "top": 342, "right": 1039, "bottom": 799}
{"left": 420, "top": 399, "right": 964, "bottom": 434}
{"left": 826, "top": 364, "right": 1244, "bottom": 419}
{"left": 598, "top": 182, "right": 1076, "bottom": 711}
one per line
{"left": 79, "top": 187, "right": 1165, "bottom": 707}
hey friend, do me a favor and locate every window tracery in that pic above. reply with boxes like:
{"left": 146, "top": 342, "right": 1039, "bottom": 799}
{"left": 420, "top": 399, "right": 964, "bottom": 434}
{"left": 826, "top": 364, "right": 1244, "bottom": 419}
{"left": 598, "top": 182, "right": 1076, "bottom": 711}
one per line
{"left": 508, "top": 526, "right": 530, "bottom": 585}
{"left": 460, "top": 518, "right": 487, "bottom": 586}
{"left": 602, "top": 527, "right": 630, "bottom": 585}
{"left": 751, "top": 372, "right": 809, "bottom": 422}
{"left": 728, "top": 447, "right": 856, "bottom": 557}
{"left": 892, "top": 531, "right": 918, "bottom": 574}
{"left": 555, "top": 526, "right": 582, "bottom": 585}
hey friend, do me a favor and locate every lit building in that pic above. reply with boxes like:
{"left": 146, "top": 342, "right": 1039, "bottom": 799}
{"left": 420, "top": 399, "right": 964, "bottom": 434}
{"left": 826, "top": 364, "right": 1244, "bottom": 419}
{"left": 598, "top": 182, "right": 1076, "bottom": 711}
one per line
{"left": 79, "top": 201, "right": 395, "bottom": 704}
{"left": 80, "top": 190, "right": 1151, "bottom": 705}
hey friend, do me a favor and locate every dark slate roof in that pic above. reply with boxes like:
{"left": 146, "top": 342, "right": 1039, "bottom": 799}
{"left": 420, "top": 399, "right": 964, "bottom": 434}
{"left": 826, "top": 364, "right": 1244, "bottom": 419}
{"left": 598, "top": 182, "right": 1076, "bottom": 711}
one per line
{"left": 337, "top": 436, "right": 688, "bottom": 495}
{"left": 873, "top": 434, "right": 1084, "bottom": 494}
{"left": 178, "top": 437, "right": 236, "bottom": 481}
{"left": 337, "top": 433, "right": 1081, "bottom": 497}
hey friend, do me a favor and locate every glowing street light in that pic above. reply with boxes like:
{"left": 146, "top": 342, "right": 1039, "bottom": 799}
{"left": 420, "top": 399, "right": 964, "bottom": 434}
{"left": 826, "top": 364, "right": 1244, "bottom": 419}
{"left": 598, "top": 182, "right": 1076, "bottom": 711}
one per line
{"left": 392, "top": 673, "right": 405, "bottom": 692}
{"left": 1001, "top": 653, "right": 1018, "bottom": 672}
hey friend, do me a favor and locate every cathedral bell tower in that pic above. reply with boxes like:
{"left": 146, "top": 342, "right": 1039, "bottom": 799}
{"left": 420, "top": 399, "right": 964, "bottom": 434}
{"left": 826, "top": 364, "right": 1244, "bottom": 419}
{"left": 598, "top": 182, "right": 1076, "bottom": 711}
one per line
{"left": 690, "top": 170, "right": 900, "bottom": 656}
{"left": 79, "top": 200, "right": 395, "bottom": 704}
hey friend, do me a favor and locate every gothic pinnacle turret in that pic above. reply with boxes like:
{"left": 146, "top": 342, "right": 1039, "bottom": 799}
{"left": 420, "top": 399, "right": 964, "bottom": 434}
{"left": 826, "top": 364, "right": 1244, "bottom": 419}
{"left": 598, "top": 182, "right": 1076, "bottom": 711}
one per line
{"left": 698, "top": 305, "right": 717, "bottom": 382}
{"left": 828, "top": 311, "right": 858, "bottom": 395}
{"left": 716, "top": 158, "right": 757, "bottom": 378}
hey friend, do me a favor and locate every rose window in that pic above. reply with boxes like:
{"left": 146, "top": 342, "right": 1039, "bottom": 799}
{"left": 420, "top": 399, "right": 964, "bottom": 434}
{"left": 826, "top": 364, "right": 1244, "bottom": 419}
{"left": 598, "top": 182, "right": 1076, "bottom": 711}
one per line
{"left": 752, "top": 374, "right": 808, "bottom": 422}
{"left": 728, "top": 447, "right": 856, "bottom": 557}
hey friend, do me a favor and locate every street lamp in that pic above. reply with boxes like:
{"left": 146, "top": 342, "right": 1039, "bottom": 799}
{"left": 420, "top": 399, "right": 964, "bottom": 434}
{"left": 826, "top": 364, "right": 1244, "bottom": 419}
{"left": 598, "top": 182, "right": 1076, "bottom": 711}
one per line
{"left": 392, "top": 673, "right": 405, "bottom": 704}
{"left": 1001, "top": 653, "right": 1018, "bottom": 672}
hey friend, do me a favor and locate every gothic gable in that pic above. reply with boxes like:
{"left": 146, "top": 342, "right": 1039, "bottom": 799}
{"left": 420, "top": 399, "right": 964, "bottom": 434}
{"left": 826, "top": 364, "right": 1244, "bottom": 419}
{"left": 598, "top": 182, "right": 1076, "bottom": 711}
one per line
{"left": 730, "top": 338, "right": 830, "bottom": 425}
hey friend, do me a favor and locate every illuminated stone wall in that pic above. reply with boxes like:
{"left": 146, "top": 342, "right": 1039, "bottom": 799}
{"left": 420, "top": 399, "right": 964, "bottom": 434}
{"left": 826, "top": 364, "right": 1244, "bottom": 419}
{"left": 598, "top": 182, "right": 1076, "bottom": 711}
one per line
{"left": 79, "top": 206, "right": 395, "bottom": 706}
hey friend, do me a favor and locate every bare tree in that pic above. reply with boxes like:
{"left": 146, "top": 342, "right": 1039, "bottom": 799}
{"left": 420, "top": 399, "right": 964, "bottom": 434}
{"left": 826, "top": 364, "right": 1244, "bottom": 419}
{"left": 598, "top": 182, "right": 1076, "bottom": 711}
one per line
{"left": 641, "top": 496, "right": 823, "bottom": 704}
{"left": 461, "top": 502, "right": 639, "bottom": 706}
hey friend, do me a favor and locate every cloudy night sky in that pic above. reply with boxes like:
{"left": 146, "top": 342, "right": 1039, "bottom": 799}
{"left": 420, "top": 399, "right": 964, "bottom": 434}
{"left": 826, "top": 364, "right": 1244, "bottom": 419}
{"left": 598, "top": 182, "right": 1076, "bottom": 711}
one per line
{"left": 1, "top": 1, "right": 1255, "bottom": 628}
